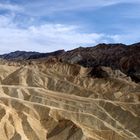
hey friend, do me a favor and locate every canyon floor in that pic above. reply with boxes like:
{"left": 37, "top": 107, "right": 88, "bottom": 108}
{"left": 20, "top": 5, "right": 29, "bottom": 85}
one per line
{"left": 0, "top": 60, "right": 139, "bottom": 140}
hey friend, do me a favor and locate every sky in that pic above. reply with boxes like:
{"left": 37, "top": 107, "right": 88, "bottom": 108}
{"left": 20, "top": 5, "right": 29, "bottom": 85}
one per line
{"left": 0, "top": 0, "right": 140, "bottom": 53}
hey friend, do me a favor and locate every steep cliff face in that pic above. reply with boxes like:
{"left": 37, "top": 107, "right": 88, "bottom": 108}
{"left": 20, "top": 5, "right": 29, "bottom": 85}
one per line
{"left": 0, "top": 61, "right": 139, "bottom": 140}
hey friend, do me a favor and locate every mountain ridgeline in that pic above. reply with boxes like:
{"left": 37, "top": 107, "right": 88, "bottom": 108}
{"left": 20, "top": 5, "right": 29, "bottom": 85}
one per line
{"left": 1, "top": 43, "right": 140, "bottom": 82}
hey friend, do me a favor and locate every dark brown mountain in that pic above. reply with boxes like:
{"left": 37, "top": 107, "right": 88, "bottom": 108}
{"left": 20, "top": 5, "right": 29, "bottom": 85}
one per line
{"left": 0, "top": 50, "right": 65, "bottom": 60}
{"left": 59, "top": 43, "right": 140, "bottom": 82}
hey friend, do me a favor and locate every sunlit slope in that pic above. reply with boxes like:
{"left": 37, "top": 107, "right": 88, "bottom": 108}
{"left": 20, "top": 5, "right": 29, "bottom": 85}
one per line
{"left": 0, "top": 62, "right": 139, "bottom": 140}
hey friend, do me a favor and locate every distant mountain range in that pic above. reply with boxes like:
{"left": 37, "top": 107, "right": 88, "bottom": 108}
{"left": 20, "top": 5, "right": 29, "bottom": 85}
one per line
{"left": 0, "top": 42, "right": 140, "bottom": 82}
{"left": 0, "top": 50, "right": 65, "bottom": 60}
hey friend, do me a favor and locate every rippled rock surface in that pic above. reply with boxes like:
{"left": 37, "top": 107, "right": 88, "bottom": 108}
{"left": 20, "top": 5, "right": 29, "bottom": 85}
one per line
{"left": 0, "top": 61, "right": 139, "bottom": 140}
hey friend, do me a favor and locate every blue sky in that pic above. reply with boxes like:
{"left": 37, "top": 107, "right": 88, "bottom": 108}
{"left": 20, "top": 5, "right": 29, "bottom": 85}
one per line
{"left": 0, "top": 0, "right": 140, "bottom": 53}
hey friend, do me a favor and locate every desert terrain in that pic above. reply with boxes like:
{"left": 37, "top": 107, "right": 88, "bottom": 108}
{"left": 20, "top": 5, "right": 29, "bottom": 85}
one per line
{"left": 0, "top": 44, "right": 139, "bottom": 140}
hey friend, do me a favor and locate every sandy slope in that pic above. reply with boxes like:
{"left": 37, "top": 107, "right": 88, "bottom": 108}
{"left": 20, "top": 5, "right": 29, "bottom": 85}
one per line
{"left": 0, "top": 62, "right": 139, "bottom": 140}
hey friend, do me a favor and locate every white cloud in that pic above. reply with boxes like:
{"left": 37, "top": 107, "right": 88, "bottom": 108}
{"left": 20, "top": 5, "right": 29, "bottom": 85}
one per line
{"left": 0, "top": 14, "right": 120, "bottom": 54}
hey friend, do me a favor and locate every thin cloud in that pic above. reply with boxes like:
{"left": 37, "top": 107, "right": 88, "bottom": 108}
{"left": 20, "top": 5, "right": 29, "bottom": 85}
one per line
{"left": 1, "top": 0, "right": 140, "bottom": 16}
{"left": 0, "top": 3, "right": 23, "bottom": 12}
{"left": 15, "top": 0, "right": 140, "bottom": 16}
